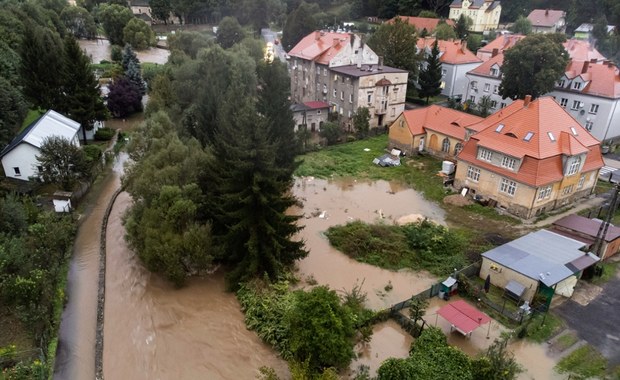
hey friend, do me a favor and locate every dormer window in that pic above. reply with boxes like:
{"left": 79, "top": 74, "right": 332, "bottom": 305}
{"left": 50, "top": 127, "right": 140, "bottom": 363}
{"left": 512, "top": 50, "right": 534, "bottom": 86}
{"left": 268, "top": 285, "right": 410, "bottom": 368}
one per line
{"left": 573, "top": 82, "right": 582, "bottom": 90}
{"left": 567, "top": 156, "right": 582, "bottom": 176}
{"left": 490, "top": 68, "right": 499, "bottom": 76}
{"left": 478, "top": 148, "right": 493, "bottom": 161}
{"left": 558, "top": 79, "right": 565, "bottom": 87}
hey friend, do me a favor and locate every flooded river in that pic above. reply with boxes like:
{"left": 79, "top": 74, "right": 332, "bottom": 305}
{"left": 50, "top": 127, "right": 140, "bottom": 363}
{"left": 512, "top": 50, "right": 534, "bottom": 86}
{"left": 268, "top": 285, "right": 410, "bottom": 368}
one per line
{"left": 79, "top": 39, "right": 170, "bottom": 64}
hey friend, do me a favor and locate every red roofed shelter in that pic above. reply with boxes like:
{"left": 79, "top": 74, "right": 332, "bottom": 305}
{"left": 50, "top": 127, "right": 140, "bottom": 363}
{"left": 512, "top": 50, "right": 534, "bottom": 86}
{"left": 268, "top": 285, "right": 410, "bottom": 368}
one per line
{"left": 438, "top": 300, "right": 491, "bottom": 337}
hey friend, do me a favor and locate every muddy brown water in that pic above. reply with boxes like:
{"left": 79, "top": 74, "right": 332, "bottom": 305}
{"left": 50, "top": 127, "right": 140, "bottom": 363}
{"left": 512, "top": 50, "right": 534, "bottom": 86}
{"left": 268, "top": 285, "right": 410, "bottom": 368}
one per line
{"left": 78, "top": 39, "right": 170, "bottom": 64}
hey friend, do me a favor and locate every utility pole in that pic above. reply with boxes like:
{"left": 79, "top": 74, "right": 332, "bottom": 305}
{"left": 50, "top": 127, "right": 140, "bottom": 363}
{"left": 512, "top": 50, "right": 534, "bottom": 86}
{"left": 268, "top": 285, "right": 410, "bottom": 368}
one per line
{"left": 592, "top": 181, "right": 620, "bottom": 259}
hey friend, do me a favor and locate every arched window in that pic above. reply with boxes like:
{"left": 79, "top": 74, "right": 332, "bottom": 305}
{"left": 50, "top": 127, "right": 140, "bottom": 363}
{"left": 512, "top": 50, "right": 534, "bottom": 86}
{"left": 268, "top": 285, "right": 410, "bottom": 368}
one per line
{"left": 442, "top": 138, "right": 450, "bottom": 153}
{"left": 454, "top": 142, "right": 463, "bottom": 155}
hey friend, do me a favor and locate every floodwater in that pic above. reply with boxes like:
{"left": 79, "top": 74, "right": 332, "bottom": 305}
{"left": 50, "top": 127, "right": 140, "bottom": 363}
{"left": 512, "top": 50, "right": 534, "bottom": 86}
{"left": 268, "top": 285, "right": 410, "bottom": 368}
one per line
{"left": 293, "top": 177, "right": 445, "bottom": 310}
{"left": 78, "top": 39, "right": 170, "bottom": 64}
{"left": 103, "top": 193, "right": 288, "bottom": 379}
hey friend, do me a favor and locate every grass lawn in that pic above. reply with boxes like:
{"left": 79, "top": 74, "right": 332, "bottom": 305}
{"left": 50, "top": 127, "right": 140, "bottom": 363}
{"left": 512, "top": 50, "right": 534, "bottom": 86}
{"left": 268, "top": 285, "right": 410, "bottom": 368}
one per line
{"left": 524, "top": 312, "right": 564, "bottom": 343}
{"left": 556, "top": 345, "right": 607, "bottom": 379}
{"left": 590, "top": 260, "right": 620, "bottom": 286}
{"left": 20, "top": 108, "right": 46, "bottom": 131}
{"left": 554, "top": 332, "right": 579, "bottom": 351}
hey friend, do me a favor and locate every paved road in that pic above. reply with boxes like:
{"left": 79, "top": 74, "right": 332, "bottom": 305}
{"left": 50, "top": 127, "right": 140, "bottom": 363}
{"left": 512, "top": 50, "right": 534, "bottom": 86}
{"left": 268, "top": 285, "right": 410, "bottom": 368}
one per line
{"left": 260, "top": 28, "right": 287, "bottom": 63}
{"left": 555, "top": 272, "right": 620, "bottom": 366}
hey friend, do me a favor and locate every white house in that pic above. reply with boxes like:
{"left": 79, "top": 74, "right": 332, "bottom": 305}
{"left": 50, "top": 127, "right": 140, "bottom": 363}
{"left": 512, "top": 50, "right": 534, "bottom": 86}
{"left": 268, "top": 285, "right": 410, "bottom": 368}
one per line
{"left": 448, "top": 0, "right": 502, "bottom": 32}
{"left": 0, "top": 110, "right": 81, "bottom": 181}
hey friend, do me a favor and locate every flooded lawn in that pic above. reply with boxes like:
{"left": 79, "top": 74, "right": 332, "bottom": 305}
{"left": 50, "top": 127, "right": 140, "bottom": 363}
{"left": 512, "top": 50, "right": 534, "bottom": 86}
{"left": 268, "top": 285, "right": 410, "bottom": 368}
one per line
{"left": 79, "top": 39, "right": 170, "bottom": 64}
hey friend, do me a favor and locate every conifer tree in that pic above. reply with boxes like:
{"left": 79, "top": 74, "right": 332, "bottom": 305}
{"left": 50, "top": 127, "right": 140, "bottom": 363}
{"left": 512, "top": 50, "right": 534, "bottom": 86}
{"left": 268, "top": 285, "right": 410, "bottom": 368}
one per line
{"left": 418, "top": 40, "right": 443, "bottom": 104}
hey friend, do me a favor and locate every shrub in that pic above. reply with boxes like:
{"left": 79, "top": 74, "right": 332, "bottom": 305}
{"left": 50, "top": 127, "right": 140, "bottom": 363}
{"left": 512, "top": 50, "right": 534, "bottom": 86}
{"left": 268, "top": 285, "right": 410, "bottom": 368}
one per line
{"left": 94, "top": 127, "right": 115, "bottom": 141}
{"left": 111, "top": 44, "right": 123, "bottom": 62}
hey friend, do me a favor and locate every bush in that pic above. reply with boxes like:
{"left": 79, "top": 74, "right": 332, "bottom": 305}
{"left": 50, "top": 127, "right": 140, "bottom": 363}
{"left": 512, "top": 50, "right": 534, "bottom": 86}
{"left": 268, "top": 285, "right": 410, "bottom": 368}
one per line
{"left": 111, "top": 44, "right": 123, "bottom": 62}
{"left": 94, "top": 127, "right": 115, "bottom": 141}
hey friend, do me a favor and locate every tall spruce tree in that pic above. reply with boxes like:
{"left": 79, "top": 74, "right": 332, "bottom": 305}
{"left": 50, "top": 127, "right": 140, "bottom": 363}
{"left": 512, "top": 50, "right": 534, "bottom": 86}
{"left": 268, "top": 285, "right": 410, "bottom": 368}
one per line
{"left": 418, "top": 40, "right": 442, "bottom": 104}
{"left": 63, "top": 35, "right": 108, "bottom": 143}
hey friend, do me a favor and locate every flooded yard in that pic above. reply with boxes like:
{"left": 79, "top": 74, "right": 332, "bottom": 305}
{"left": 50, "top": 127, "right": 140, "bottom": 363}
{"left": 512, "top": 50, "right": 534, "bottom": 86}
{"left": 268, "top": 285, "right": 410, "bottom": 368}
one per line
{"left": 79, "top": 39, "right": 170, "bottom": 64}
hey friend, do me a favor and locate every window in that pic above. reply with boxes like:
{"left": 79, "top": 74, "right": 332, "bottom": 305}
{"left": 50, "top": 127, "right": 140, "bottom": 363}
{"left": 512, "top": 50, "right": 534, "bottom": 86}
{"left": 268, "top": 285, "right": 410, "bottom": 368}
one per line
{"left": 560, "top": 98, "right": 568, "bottom": 107}
{"left": 37, "top": 165, "right": 43, "bottom": 173}
{"left": 471, "top": 81, "right": 478, "bottom": 90}
{"left": 333, "top": 89, "right": 337, "bottom": 97}
{"left": 500, "top": 102, "right": 506, "bottom": 108}
{"left": 558, "top": 79, "right": 565, "bottom": 87}
{"left": 501, "top": 156, "right": 516, "bottom": 170}
{"left": 441, "top": 69, "right": 447, "bottom": 77}
{"left": 562, "top": 184, "right": 574, "bottom": 195}
{"left": 333, "top": 74, "right": 338, "bottom": 82}
{"left": 571, "top": 100, "right": 581, "bottom": 110}
{"left": 577, "top": 175, "right": 586, "bottom": 189}
{"left": 499, "top": 178, "right": 517, "bottom": 196}
{"left": 323, "top": 84, "right": 327, "bottom": 93}
{"left": 317, "top": 109, "right": 321, "bottom": 114}
{"left": 484, "top": 83, "right": 490, "bottom": 92}
{"left": 13, "top": 167, "right": 21, "bottom": 176}
{"left": 567, "top": 156, "right": 582, "bottom": 175}
{"left": 491, "top": 100, "right": 498, "bottom": 108}
{"left": 537, "top": 186, "right": 552, "bottom": 200}
{"left": 324, "top": 68, "right": 327, "bottom": 76}
{"left": 467, "top": 166, "right": 481, "bottom": 181}
{"left": 573, "top": 81, "right": 582, "bottom": 90}
{"left": 469, "top": 95, "right": 476, "bottom": 103}
{"left": 349, "top": 93, "right": 353, "bottom": 103}
{"left": 454, "top": 143, "right": 463, "bottom": 155}
{"left": 589, "top": 104, "right": 599, "bottom": 114}
{"left": 340, "top": 91, "right": 344, "bottom": 100}
{"left": 367, "top": 92, "right": 372, "bottom": 103}
{"left": 490, "top": 68, "right": 499, "bottom": 76}
{"left": 441, "top": 138, "right": 450, "bottom": 152}
{"left": 493, "top": 85, "right": 498, "bottom": 94}
{"left": 585, "top": 121, "right": 594, "bottom": 131}
{"left": 478, "top": 148, "right": 493, "bottom": 161}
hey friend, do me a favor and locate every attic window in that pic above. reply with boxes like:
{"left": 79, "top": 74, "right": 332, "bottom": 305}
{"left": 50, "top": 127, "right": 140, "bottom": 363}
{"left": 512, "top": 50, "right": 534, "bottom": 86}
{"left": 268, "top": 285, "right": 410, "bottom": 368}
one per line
{"left": 505, "top": 132, "right": 517, "bottom": 138}
{"left": 547, "top": 132, "right": 556, "bottom": 142}
{"left": 570, "top": 126, "right": 578, "bottom": 136}
{"left": 524, "top": 132, "right": 534, "bottom": 141}
{"left": 495, "top": 124, "right": 505, "bottom": 132}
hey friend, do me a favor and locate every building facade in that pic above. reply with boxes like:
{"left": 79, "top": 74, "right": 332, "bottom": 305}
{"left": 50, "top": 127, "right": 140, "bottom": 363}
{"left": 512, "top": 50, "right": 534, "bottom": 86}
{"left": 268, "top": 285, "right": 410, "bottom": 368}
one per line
{"left": 291, "top": 101, "right": 330, "bottom": 132}
{"left": 527, "top": 9, "right": 566, "bottom": 34}
{"left": 448, "top": 0, "right": 501, "bottom": 32}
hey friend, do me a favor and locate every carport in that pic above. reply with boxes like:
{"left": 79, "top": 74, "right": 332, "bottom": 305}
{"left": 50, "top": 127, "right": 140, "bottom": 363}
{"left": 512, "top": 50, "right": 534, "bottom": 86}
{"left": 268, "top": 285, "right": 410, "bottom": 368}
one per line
{"left": 437, "top": 300, "right": 491, "bottom": 338}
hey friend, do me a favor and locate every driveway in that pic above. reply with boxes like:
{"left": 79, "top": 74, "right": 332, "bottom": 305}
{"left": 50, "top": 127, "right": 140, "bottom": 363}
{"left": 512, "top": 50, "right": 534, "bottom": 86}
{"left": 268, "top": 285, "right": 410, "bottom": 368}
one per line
{"left": 555, "top": 270, "right": 620, "bottom": 366}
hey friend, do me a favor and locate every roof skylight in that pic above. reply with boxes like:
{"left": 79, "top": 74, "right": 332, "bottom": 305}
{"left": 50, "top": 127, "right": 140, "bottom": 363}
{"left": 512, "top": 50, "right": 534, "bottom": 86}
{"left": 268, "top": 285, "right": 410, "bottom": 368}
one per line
{"left": 570, "top": 126, "right": 578, "bottom": 136}
{"left": 548, "top": 132, "right": 556, "bottom": 142}
{"left": 495, "top": 124, "right": 505, "bottom": 132}
{"left": 524, "top": 132, "right": 534, "bottom": 141}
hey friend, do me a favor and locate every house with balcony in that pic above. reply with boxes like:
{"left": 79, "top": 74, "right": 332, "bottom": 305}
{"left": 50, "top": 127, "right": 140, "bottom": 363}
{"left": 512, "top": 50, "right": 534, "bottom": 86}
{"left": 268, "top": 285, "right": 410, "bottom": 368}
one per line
{"left": 448, "top": 0, "right": 501, "bottom": 32}
{"left": 416, "top": 37, "right": 482, "bottom": 100}
{"left": 288, "top": 31, "right": 408, "bottom": 130}
{"left": 387, "top": 16, "right": 455, "bottom": 35}
{"left": 527, "top": 9, "right": 566, "bottom": 34}
{"left": 455, "top": 96, "right": 604, "bottom": 219}
{"left": 549, "top": 60, "right": 620, "bottom": 142}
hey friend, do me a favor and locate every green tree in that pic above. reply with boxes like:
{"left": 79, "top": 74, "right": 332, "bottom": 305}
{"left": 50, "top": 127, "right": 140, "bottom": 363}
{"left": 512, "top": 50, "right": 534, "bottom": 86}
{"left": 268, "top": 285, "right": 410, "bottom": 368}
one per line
{"left": 98, "top": 4, "right": 134, "bottom": 45}
{"left": 216, "top": 16, "right": 244, "bottom": 49}
{"left": 36, "top": 136, "right": 89, "bottom": 190}
{"left": 466, "top": 33, "right": 483, "bottom": 53}
{"left": 499, "top": 34, "right": 569, "bottom": 100}
{"left": 476, "top": 95, "right": 493, "bottom": 117}
{"left": 60, "top": 6, "right": 96, "bottom": 39}
{"left": 418, "top": 40, "right": 442, "bottom": 103}
{"left": 473, "top": 337, "right": 522, "bottom": 380}
{"left": 168, "top": 31, "right": 213, "bottom": 58}
{"left": 455, "top": 14, "right": 472, "bottom": 38}
{"left": 418, "top": 10, "right": 438, "bottom": 18}
{"left": 122, "top": 44, "right": 146, "bottom": 94}
{"left": 319, "top": 121, "right": 341, "bottom": 145}
{"left": 63, "top": 35, "right": 108, "bottom": 143}
{"left": 352, "top": 106, "right": 370, "bottom": 137}
{"left": 123, "top": 17, "right": 156, "bottom": 50}
{"left": 287, "top": 286, "right": 355, "bottom": 370}
{"left": 377, "top": 358, "right": 415, "bottom": 380}
{"left": 0, "top": 195, "right": 28, "bottom": 236}
{"left": 0, "top": 77, "right": 28, "bottom": 148}
{"left": 408, "top": 327, "right": 474, "bottom": 379}
{"left": 510, "top": 15, "right": 532, "bottom": 35}
{"left": 150, "top": 0, "right": 172, "bottom": 24}
{"left": 408, "top": 295, "right": 428, "bottom": 330}
{"left": 282, "top": 1, "right": 318, "bottom": 51}
{"left": 0, "top": 40, "right": 21, "bottom": 86}
{"left": 368, "top": 17, "right": 420, "bottom": 83}
{"left": 434, "top": 22, "right": 457, "bottom": 40}
{"left": 19, "top": 23, "right": 66, "bottom": 110}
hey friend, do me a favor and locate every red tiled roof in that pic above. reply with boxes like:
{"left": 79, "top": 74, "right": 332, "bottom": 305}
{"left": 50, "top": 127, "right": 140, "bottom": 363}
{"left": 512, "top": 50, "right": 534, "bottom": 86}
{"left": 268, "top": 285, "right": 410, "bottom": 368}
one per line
{"left": 458, "top": 97, "right": 604, "bottom": 187}
{"left": 303, "top": 101, "right": 330, "bottom": 109}
{"left": 562, "top": 60, "right": 620, "bottom": 98}
{"left": 288, "top": 31, "right": 350, "bottom": 65}
{"left": 478, "top": 34, "right": 526, "bottom": 56}
{"left": 388, "top": 16, "right": 455, "bottom": 33}
{"left": 402, "top": 105, "right": 482, "bottom": 139}
{"left": 562, "top": 39, "right": 605, "bottom": 61}
{"left": 469, "top": 52, "right": 503, "bottom": 76}
{"left": 527, "top": 9, "right": 565, "bottom": 27}
{"left": 417, "top": 38, "right": 481, "bottom": 65}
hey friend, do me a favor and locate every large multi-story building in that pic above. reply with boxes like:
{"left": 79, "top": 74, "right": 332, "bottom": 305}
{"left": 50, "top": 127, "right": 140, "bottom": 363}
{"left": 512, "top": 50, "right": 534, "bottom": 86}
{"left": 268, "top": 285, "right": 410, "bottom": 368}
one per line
{"left": 288, "top": 31, "right": 408, "bottom": 129}
{"left": 455, "top": 96, "right": 604, "bottom": 219}
{"left": 527, "top": 9, "right": 566, "bottom": 34}
{"left": 448, "top": 0, "right": 501, "bottom": 32}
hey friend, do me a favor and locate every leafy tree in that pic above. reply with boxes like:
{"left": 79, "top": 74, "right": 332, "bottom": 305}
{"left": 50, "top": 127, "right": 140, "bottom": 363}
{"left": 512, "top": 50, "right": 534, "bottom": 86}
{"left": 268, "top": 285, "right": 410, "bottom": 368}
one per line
{"left": 150, "top": 0, "right": 172, "bottom": 24}
{"left": 19, "top": 23, "right": 66, "bottom": 110}
{"left": 408, "top": 295, "right": 428, "bottom": 329}
{"left": 352, "top": 106, "right": 370, "bottom": 137}
{"left": 377, "top": 358, "right": 415, "bottom": 380}
{"left": 499, "top": 0, "right": 528, "bottom": 23}
{"left": 368, "top": 17, "right": 420, "bottom": 83}
{"left": 0, "top": 77, "right": 28, "bottom": 148}
{"left": 60, "top": 6, "right": 96, "bottom": 39}
{"left": 282, "top": 1, "right": 318, "bottom": 51}
{"left": 319, "top": 121, "right": 341, "bottom": 145}
{"left": 123, "top": 17, "right": 156, "bottom": 50}
{"left": 510, "top": 15, "right": 532, "bottom": 35}
{"left": 168, "top": 31, "right": 213, "bottom": 58}
{"left": 499, "top": 34, "right": 569, "bottom": 100}
{"left": 36, "top": 136, "right": 89, "bottom": 190}
{"left": 477, "top": 95, "right": 493, "bottom": 117}
{"left": 434, "top": 22, "right": 457, "bottom": 40}
{"left": 121, "top": 43, "right": 139, "bottom": 71}
{"left": 216, "top": 16, "right": 244, "bottom": 49}
{"left": 418, "top": 10, "right": 438, "bottom": 18}
{"left": 473, "top": 337, "right": 522, "bottom": 380}
{"left": 122, "top": 44, "right": 146, "bottom": 94}
{"left": 106, "top": 76, "right": 143, "bottom": 117}
{"left": 287, "top": 286, "right": 355, "bottom": 370}
{"left": 418, "top": 40, "right": 442, "bottom": 103}
{"left": 455, "top": 14, "right": 471, "bottom": 38}
{"left": 466, "top": 33, "right": 483, "bottom": 53}
{"left": 98, "top": 4, "right": 134, "bottom": 45}
{"left": 425, "top": 0, "right": 452, "bottom": 15}
{"left": 0, "top": 195, "right": 28, "bottom": 236}
{"left": 63, "top": 35, "right": 108, "bottom": 143}
{"left": 0, "top": 40, "right": 21, "bottom": 86}
{"left": 408, "top": 327, "right": 474, "bottom": 379}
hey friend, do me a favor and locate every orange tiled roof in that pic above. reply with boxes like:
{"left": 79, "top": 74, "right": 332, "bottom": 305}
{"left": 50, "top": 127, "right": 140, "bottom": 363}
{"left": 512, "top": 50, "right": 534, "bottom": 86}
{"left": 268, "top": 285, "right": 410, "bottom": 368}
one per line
{"left": 388, "top": 16, "right": 455, "bottom": 33}
{"left": 402, "top": 105, "right": 483, "bottom": 139}
{"left": 458, "top": 97, "right": 604, "bottom": 187}
{"left": 469, "top": 52, "right": 503, "bottom": 76}
{"left": 562, "top": 39, "right": 605, "bottom": 61}
{"left": 478, "top": 34, "right": 526, "bottom": 56}
{"left": 288, "top": 31, "right": 350, "bottom": 65}
{"left": 527, "top": 9, "right": 565, "bottom": 28}
{"left": 563, "top": 60, "right": 620, "bottom": 98}
{"left": 417, "top": 38, "right": 481, "bottom": 65}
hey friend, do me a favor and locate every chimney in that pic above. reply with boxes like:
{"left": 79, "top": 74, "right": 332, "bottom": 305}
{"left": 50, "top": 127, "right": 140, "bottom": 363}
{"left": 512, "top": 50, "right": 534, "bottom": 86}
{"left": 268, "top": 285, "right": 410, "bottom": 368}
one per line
{"left": 460, "top": 40, "right": 467, "bottom": 53}
{"left": 492, "top": 48, "right": 499, "bottom": 58}
{"left": 315, "top": 31, "right": 321, "bottom": 40}
{"left": 378, "top": 56, "right": 384, "bottom": 68}
{"left": 524, "top": 95, "right": 532, "bottom": 107}
{"left": 545, "top": 9, "right": 549, "bottom": 16}
{"left": 582, "top": 61, "right": 589, "bottom": 74}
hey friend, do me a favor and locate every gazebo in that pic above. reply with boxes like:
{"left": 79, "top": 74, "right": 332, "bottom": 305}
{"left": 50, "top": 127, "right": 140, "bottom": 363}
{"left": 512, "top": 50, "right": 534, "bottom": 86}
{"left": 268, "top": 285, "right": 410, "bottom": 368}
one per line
{"left": 437, "top": 300, "right": 490, "bottom": 338}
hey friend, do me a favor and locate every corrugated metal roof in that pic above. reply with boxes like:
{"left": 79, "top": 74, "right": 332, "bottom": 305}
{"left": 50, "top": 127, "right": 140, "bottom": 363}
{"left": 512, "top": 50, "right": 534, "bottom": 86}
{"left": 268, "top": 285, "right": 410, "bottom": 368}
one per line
{"left": 552, "top": 214, "right": 620, "bottom": 242}
{"left": 482, "top": 230, "right": 599, "bottom": 286}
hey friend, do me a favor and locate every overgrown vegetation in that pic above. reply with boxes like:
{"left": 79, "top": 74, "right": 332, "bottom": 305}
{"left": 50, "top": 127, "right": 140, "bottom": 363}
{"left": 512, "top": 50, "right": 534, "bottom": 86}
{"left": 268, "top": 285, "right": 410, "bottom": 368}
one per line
{"left": 556, "top": 345, "right": 607, "bottom": 380}
{"left": 326, "top": 220, "right": 467, "bottom": 276}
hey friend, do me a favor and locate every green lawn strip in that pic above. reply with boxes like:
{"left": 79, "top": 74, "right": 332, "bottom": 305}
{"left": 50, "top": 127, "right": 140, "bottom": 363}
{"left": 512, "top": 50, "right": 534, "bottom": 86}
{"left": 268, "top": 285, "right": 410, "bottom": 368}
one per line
{"left": 556, "top": 345, "right": 607, "bottom": 379}
{"left": 554, "top": 332, "right": 579, "bottom": 352}
{"left": 523, "top": 312, "right": 564, "bottom": 343}
{"left": 590, "top": 260, "right": 620, "bottom": 286}
{"left": 21, "top": 108, "right": 46, "bottom": 131}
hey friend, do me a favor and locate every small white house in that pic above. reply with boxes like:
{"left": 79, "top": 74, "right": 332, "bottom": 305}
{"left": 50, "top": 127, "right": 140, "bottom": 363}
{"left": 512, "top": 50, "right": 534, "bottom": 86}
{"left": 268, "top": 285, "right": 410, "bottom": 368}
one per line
{"left": 0, "top": 110, "right": 81, "bottom": 181}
